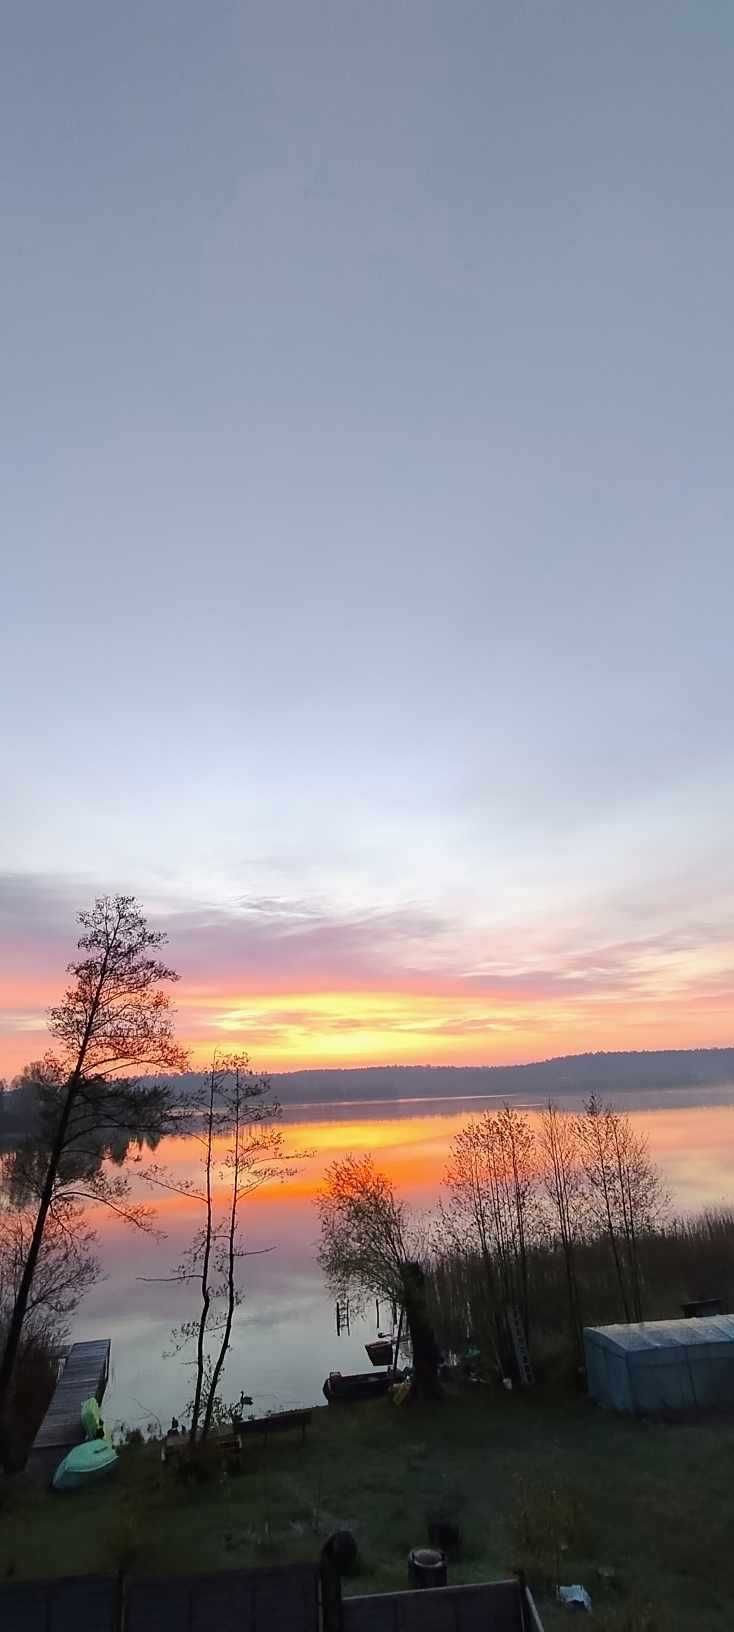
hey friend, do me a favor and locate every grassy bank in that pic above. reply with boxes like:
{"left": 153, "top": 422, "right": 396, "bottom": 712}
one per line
{"left": 3, "top": 1387, "right": 734, "bottom": 1629}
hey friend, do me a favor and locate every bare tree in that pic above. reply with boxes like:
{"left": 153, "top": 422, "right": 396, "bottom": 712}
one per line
{"left": 442, "top": 1120, "right": 501, "bottom": 1285}
{"left": 538, "top": 1102, "right": 584, "bottom": 1362}
{"left": 145, "top": 1052, "right": 297, "bottom": 1445}
{"left": 575, "top": 1094, "right": 631, "bottom": 1319}
{"left": 609, "top": 1108, "right": 667, "bottom": 1321}
{"left": 0, "top": 896, "right": 186, "bottom": 1450}
{"left": 494, "top": 1104, "right": 538, "bottom": 1338}
{"left": 317, "top": 1153, "right": 442, "bottom": 1401}
{"left": 442, "top": 1106, "right": 539, "bottom": 1362}
{"left": 577, "top": 1096, "right": 667, "bottom": 1323}
{"left": 0, "top": 1202, "right": 98, "bottom": 1339}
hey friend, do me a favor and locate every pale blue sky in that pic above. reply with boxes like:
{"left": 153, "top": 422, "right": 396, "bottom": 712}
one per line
{"left": 2, "top": 3, "right": 733, "bottom": 1068}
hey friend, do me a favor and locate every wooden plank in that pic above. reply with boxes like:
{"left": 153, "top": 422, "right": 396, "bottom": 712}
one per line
{"left": 125, "top": 1565, "right": 321, "bottom": 1632}
{"left": 162, "top": 1410, "right": 312, "bottom": 1462}
{"left": 31, "top": 1339, "right": 110, "bottom": 1453}
{"left": 162, "top": 1426, "right": 242, "bottom": 1461}
{"left": 524, "top": 1586, "right": 546, "bottom": 1632}
{"left": 0, "top": 1576, "right": 118, "bottom": 1632}
{"left": 343, "top": 1579, "right": 535, "bottom": 1632}
{"left": 237, "top": 1408, "right": 312, "bottom": 1441}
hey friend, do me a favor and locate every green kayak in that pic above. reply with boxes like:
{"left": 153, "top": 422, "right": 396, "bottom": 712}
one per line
{"left": 52, "top": 1437, "right": 118, "bottom": 1492}
{"left": 80, "top": 1394, "right": 103, "bottom": 1439}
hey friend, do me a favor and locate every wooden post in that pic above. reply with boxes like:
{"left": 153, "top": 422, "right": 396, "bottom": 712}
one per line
{"left": 391, "top": 1307, "right": 404, "bottom": 1378}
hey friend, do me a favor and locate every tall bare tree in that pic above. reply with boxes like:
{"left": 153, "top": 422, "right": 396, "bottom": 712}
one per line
{"left": 575, "top": 1094, "right": 631, "bottom": 1319}
{"left": 538, "top": 1102, "right": 584, "bottom": 1362}
{"left": 0, "top": 896, "right": 186, "bottom": 1451}
{"left": 576, "top": 1095, "right": 666, "bottom": 1322}
{"left": 145, "top": 1052, "right": 296, "bottom": 1445}
{"left": 438, "top": 1120, "right": 503, "bottom": 1366}
{"left": 608, "top": 1107, "right": 666, "bottom": 1321}
{"left": 442, "top": 1106, "right": 539, "bottom": 1353}
{"left": 317, "top": 1153, "right": 442, "bottom": 1401}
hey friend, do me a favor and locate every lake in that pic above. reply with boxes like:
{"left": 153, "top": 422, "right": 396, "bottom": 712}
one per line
{"left": 79, "top": 1088, "right": 734, "bottom": 1436}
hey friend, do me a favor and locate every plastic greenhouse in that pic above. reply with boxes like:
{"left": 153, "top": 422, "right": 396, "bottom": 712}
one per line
{"left": 584, "top": 1315, "right": 734, "bottom": 1413}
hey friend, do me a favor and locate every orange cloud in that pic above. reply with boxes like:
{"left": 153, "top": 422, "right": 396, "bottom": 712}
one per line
{"left": 170, "top": 969, "right": 734, "bottom": 1072}
{"left": 2, "top": 879, "right": 733, "bottom": 1077}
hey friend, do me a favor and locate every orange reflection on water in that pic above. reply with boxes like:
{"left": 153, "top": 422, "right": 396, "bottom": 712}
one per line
{"left": 110, "top": 1099, "right": 734, "bottom": 1235}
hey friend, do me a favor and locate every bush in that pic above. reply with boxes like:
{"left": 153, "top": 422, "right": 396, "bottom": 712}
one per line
{"left": 103, "top": 1510, "right": 142, "bottom": 1575}
{"left": 428, "top": 1208, "right": 734, "bottom": 1382}
{"left": 0, "top": 1328, "right": 57, "bottom": 1469}
{"left": 510, "top": 1474, "right": 596, "bottom": 1591}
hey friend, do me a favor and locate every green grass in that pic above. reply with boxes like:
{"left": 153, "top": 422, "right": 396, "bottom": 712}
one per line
{"left": 3, "top": 1388, "right": 734, "bottom": 1630}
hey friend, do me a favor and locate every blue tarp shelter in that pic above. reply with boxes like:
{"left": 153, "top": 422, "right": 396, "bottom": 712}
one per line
{"left": 584, "top": 1315, "right": 734, "bottom": 1413}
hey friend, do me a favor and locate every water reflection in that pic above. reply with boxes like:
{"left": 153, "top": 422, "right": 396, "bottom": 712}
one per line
{"left": 80, "top": 1091, "right": 734, "bottom": 1434}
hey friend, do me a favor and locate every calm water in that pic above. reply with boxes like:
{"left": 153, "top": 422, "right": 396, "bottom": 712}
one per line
{"left": 77, "top": 1089, "right": 734, "bottom": 1436}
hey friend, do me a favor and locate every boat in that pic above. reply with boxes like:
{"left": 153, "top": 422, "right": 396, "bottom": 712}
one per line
{"left": 52, "top": 1436, "right": 118, "bottom": 1492}
{"left": 80, "top": 1394, "right": 104, "bottom": 1438}
{"left": 323, "top": 1370, "right": 399, "bottom": 1404}
{"left": 365, "top": 1339, "right": 393, "bottom": 1367}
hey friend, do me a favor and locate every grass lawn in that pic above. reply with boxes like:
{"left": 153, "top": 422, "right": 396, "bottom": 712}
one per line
{"left": 2, "top": 1387, "right": 734, "bottom": 1630}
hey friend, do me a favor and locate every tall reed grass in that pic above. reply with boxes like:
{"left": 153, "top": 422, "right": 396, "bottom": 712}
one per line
{"left": 428, "top": 1207, "right": 734, "bottom": 1380}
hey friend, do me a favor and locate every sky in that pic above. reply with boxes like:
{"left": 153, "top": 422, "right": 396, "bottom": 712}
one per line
{"left": 2, "top": 2, "right": 734, "bottom": 1078}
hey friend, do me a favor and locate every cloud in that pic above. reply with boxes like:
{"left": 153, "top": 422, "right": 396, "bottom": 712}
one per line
{"left": 162, "top": 896, "right": 456, "bottom": 989}
{"left": 0, "top": 870, "right": 87, "bottom": 948}
{"left": 0, "top": 1010, "right": 48, "bottom": 1033}
{"left": 1, "top": 869, "right": 733, "bottom": 1075}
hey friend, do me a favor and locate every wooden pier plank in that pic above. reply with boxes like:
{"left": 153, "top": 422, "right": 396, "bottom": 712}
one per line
{"left": 31, "top": 1339, "right": 110, "bottom": 1453}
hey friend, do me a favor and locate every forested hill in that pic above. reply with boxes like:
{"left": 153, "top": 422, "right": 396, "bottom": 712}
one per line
{"left": 166, "top": 1048, "right": 734, "bottom": 1108}
{"left": 4, "top": 1051, "right": 732, "bottom": 1136}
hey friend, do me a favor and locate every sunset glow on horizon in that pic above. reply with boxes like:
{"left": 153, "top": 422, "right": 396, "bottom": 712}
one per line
{"left": 2, "top": 935, "right": 734, "bottom": 1080}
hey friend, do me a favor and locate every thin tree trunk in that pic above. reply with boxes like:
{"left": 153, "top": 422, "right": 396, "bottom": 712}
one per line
{"left": 620, "top": 1160, "right": 643, "bottom": 1322}
{"left": 507, "top": 1123, "right": 530, "bottom": 1342}
{"left": 189, "top": 1072, "right": 216, "bottom": 1446}
{"left": 202, "top": 1084, "right": 241, "bottom": 1439}
{"left": 602, "top": 1184, "right": 630, "bottom": 1321}
{"left": 546, "top": 1116, "right": 583, "bottom": 1363}
{"left": 610, "top": 1121, "right": 644, "bottom": 1322}
{"left": 401, "top": 1261, "right": 442, "bottom": 1402}
{"left": 471, "top": 1150, "right": 504, "bottom": 1373}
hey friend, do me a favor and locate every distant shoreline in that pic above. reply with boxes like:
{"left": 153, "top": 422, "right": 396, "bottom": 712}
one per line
{"left": 216, "top": 1046, "right": 734, "bottom": 1106}
{"left": 4, "top": 1048, "right": 734, "bottom": 1129}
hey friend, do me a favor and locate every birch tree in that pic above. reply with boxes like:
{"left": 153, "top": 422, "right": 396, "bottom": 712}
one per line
{"left": 146, "top": 1052, "right": 296, "bottom": 1445}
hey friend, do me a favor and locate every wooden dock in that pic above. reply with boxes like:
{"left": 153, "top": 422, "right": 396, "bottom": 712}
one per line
{"left": 29, "top": 1338, "right": 110, "bottom": 1479}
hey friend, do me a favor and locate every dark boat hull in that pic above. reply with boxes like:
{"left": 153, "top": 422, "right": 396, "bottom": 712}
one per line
{"left": 365, "top": 1340, "right": 393, "bottom": 1367}
{"left": 323, "top": 1370, "right": 396, "bottom": 1404}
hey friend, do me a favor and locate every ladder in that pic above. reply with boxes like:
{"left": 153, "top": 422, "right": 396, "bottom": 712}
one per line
{"left": 335, "top": 1298, "right": 351, "bottom": 1336}
{"left": 506, "top": 1304, "right": 534, "bottom": 1387}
